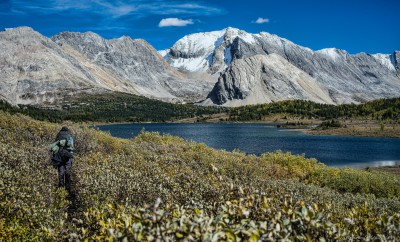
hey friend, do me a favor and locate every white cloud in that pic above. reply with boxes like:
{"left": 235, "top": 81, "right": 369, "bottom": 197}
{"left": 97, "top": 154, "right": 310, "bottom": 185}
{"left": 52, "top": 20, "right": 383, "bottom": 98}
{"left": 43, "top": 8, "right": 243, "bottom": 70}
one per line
{"left": 159, "top": 18, "right": 193, "bottom": 27}
{"left": 254, "top": 17, "right": 269, "bottom": 24}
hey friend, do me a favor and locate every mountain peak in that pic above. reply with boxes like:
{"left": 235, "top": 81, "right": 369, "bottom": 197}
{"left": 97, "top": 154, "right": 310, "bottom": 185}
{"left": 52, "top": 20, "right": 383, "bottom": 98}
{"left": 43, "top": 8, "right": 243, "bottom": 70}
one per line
{"left": 52, "top": 30, "right": 104, "bottom": 43}
{"left": 223, "top": 26, "right": 241, "bottom": 33}
{"left": 164, "top": 27, "right": 259, "bottom": 73}
{"left": 224, "top": 26, "right": 239, "bottom": 30}
{"left": 1, "top": 26, "right": 43, "bottom": 39}
{"left": 2, "top": 26, "right": 34, "bottom": 33}
{"left": 316, "top": 48, "right": 347, "bottom": 61}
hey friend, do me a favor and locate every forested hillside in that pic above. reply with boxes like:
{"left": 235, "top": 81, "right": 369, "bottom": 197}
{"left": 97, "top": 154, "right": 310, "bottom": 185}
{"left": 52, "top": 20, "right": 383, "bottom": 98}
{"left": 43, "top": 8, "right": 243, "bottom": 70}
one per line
{"left": 0, "top": 111, "right": 399, "bottom": 240}
{"left": 228, "top": 98, "right": 400, "bottom": 121}
{"left": 1, "top": 95, "right": 399, "bottom": 124}
{"left": 0, "top": 92, "right": 222, "bottom": 123}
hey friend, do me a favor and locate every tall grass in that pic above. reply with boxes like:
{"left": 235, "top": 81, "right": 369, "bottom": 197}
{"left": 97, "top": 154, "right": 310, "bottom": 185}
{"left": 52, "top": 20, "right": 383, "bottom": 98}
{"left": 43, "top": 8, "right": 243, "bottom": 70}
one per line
{"left": 0, "top": 111, "right": 399, "bottom": 240}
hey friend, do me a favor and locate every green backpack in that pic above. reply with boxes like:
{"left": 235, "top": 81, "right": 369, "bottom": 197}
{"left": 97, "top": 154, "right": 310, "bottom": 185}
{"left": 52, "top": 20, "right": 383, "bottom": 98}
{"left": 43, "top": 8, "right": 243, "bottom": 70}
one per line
{"left": 48, "top": 138, "right": 74, "bottom": 167}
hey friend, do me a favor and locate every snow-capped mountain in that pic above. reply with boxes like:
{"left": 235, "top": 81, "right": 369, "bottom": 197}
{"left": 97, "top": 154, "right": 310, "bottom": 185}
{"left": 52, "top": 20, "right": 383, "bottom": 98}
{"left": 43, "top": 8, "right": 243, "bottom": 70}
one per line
{"left": 161, "top": 27, "right": 257, "bottom": 74}
{"left": 161, "top": 27, "right": 400, "bottom": 106}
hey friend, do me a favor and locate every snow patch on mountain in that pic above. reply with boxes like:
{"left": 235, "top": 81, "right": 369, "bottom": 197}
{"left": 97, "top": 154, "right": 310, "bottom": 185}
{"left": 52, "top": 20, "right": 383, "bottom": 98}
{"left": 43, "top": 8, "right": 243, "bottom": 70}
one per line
{"left": 373, "top": 53, "right": 396, "bottom": 71}
{"left": 255, "top": 32, "right": 285, "bottom": 47}
{"left": 175, "top": 30, "right": 224, "bottom": 54}
{"left": 165, "top": 27, "right": 257, "bottom": 73}
{"left": 158, "top": 49, "right": 170, "bottom": 59}
{"left": 316, "top": 48, "right": 342, "bottom": 61}
{"left": 229, "top": 28, "right": 256, "bottom": 44}
{"left": 175, "top": 56, "right": 211, "bottom": 72}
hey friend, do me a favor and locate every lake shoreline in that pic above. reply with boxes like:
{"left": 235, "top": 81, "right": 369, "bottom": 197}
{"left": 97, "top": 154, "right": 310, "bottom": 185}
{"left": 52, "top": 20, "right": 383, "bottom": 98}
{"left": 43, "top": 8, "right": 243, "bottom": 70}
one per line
{"left": 89, "top": 118, "right": 400, "bottom": 139}
{"left": 96, "top": 122, "right": 400, "bottom": 170}
{"left": 366, "top": 165, "right": 400, "bottom": 176}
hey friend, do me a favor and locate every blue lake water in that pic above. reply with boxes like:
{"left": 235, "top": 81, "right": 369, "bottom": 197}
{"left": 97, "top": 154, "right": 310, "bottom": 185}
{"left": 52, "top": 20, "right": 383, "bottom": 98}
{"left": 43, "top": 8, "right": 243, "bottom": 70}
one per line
{"left": 96, "top": 123, "right": 400, "bottom": 168}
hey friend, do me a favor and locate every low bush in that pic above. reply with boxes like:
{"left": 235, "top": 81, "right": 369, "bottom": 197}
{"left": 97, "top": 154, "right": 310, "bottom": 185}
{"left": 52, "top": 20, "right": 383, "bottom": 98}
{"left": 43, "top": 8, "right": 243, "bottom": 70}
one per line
{"left": 0, "top": 111, "right": 399, "bottom": 240}
{"left": 318, "top": 119, "right": 343, "bottom": 129}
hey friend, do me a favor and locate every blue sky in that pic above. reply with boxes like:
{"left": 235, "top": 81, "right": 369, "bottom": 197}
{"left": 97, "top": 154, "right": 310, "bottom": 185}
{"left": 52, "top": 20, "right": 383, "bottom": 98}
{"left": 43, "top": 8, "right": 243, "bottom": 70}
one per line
{"left": 0, "top": 0, "right": 399, "bottom": 54}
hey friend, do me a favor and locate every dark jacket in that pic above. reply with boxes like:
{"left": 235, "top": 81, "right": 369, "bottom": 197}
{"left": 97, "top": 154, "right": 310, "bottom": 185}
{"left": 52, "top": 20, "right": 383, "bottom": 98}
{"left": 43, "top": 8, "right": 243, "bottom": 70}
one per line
{"left": 55, "top": 130, "right": 74, "bottom": 151}
{"left": 56, "top": 130, "right": 70, "bottom": 142}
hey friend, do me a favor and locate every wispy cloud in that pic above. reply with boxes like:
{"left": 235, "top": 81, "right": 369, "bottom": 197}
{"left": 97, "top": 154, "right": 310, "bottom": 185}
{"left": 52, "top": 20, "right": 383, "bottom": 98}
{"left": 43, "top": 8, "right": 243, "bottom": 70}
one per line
{"left": 8, "top": 0, "right": 224, "bottom": 18}
{"left": 9, "top": 0, "right": 136, "bottom": 18}
{"left": 159, "top": 18, "right": 193, "bottom": 27}
{"left": 91, "top": 0, "right": 136, "bottom": 18}
{"left": 3, "top": 0, "right": 226, "bottom": 43}
{"left": 10, "top": 0, "right": 90, "bottom": 13}
{"left": 253, "top": 17, "right": 270, "bottom": 24}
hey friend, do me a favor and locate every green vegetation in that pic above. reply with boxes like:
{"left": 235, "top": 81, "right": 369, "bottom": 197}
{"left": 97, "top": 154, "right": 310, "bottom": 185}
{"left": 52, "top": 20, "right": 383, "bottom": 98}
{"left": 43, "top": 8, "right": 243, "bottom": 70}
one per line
{"left": 318, "top": 119, "right": 343, "bottom": 129}
{"left": 380, "top": 121, "right": 385, "bottom": 131}
{"left": 0, "top": 92, "right": 222, "bottom": 123}
{"left": 2, "top": 93, "right": 399, "bottom": 124}
{"left": 1, "top": 111, "right": 400, "bottom": 240}
{"left": 228, "top": 98, "right": 400, "bottom": 121}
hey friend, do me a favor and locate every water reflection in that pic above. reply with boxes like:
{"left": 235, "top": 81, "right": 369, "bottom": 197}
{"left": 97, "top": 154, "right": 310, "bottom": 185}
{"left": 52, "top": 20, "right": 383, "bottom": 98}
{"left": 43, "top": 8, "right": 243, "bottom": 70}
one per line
{"left": 335, "top": 160, "right": 400, "bottom": 169}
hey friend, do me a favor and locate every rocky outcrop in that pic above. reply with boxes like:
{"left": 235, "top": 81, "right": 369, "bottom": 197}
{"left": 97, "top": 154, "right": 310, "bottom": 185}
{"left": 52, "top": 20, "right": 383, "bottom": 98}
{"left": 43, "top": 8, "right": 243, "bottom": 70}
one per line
{"left": 204, "top": 54, "right": 334, "bottom": 106}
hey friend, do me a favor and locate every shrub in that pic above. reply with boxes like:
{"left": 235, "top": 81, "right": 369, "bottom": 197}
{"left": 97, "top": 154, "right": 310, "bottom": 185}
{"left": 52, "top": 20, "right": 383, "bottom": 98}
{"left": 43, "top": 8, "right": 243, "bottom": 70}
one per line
{"left": 319, "top": 119, "right": 343, "bottom": 129}
{"left": 0, "top": 111, "right": 399, "bottom": 240}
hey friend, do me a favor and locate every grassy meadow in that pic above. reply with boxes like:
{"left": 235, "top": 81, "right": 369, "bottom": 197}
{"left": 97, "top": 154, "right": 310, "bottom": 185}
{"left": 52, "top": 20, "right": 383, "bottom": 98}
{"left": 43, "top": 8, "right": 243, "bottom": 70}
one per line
{"left": 0, "top": 111, "right": 400, "bottom": 241}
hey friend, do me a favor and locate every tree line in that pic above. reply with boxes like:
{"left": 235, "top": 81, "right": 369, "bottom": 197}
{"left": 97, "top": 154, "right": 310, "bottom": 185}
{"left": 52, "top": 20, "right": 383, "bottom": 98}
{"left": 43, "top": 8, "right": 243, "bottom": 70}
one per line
{"left": 0, "top": 92, "right": 223, "bottom": 123}
{"left": 227, "top": 98, "right": 400, "bottom": 121}
{"left": 1, "top": 94, "right": 399, "bottom": 123}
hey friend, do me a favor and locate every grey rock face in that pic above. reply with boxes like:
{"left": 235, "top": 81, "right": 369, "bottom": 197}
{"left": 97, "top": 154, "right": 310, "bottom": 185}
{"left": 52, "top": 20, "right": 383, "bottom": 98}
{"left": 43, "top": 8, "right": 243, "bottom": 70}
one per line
{"left": 227, "top": 33, "right": 400, "bottom": 105}
{"left": 52, "top": 32, "right": 212, "bottom": 102}
{"left": 205, "top": 54, "right": 334, "bottom": 106}
{"left": 0, "top": 27, "right": 107, "bottom": 105}
{"left": 0, "top": 27, "right": 212, "bottom": 105}
{"left": 52, "top": 32, "right": 214, "bottom": 101}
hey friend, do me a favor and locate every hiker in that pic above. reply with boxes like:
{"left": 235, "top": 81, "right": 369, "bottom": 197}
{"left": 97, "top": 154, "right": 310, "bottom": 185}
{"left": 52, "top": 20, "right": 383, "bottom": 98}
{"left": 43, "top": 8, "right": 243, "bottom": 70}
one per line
{"left": 49, "top": 127, "right": 74, "bottom": 190}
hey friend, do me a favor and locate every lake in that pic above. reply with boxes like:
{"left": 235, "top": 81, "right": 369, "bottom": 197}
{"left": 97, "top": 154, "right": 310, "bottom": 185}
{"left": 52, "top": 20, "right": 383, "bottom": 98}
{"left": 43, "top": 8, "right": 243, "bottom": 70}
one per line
{"left": 96, "top": 123, "right": 400, "bottom": 168}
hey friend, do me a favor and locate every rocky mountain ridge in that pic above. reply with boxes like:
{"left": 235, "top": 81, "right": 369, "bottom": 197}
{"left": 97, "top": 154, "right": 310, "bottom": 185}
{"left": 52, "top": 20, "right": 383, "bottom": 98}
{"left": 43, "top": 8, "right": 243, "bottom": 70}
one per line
{"left": 0, "top": 26, "right": 104, "bottom": 105}
{"left": 162, "top": 27, "right": 400, "bottom": 106}
{"left": 0, "top": 27, "right": 213, "bottom": 106}
{"left": 1, "top": 26, "right": 399, "bottom": 107}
